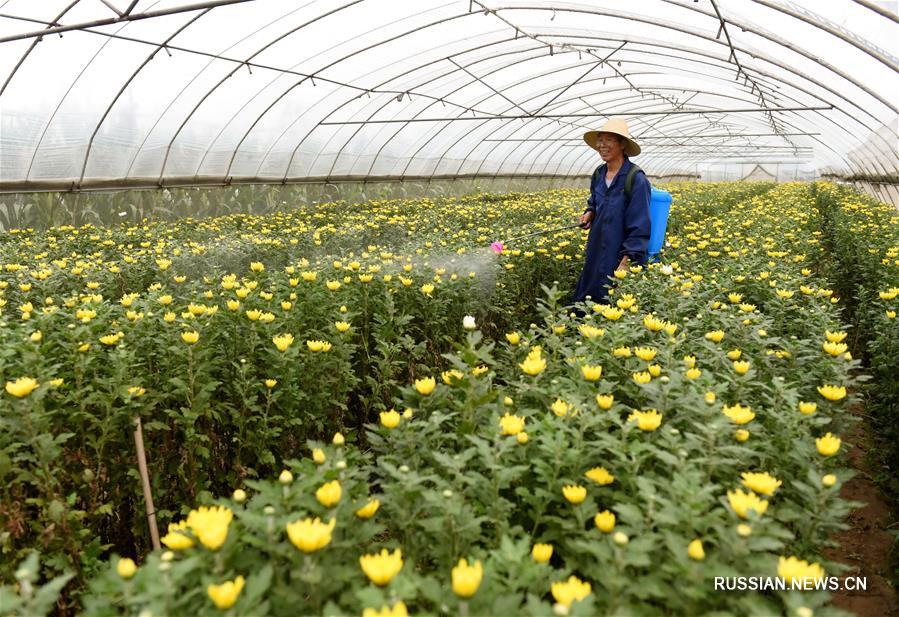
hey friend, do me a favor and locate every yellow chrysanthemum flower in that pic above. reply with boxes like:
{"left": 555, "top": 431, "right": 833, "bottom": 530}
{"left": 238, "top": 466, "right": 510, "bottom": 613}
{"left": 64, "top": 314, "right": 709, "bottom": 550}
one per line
{"left": 612, "top": 346, "right": 631, "bottom": 358}
{"left": 562, "top": 484, "right": 587, "bottom": 504}
{"left": 316, "top": 480, "right": 342, "bottom": 507}
{"left": 722, "top": 403, "right": 755, "bottom": 425}
{"left": 551, "top": 575, "right": 592, "bottom": 608}
{"left": 627, "top": 409, "right": 662, "bottom": 431}
{"left": 272, "top": 333, "right": 294, "bottom": 352}
{"left": 824, "top": 330, "right": 847, "bottom": 343}
{"left": 306, "top": 340, "right": 333, "bottom": 352}
{"left": 362, "top": 602, "right": 408, "bottom": 617}
{"left": 519, "top": 355, "right": 547, "bottom": 376}
{"left": 632, "top": 371, "right": 651, "bottom": 384}
{"left": 578, "top": 324, "right": 605, "bottom": 339}
{"left": 161, "top": 520, "right": 194, "bottom": 550}
{"left": 451, "top": 558, "right": 483, "bottom": 598}
{"left": 643, "top": 314, "right": 665, "bottom": 331}
{"left": 733, "top": 360, "right": 750, "bottom": 375}
{"left": 798, "top": 401, "right": 817, "bottom": 415}
{"left": 360, "top": 548, "right": 404, "bottom": 586}
{"left": 186, "top": 505, "right": 233, "bottom": 550}
{"left": 551, "top": 399, "right": 573, "bottom": 417}
{"left": 5, "top": 377, "right": 39, "bottom": 398}
{"left": 815, "top": 433, "right": 841, "bottom": 456}
{"left": 380, "top": 409, "right": 401, "bottom": 428}
{"left": 822, "top": 341, "right": 848, "bottom": 356}
{"left": 602, "top": 306, "right": 623, "bottom": 320}
{"left": 594, "top": 510, "right": 616, "bottom": 532}
{"left": 584, "top": 467, "right": 614, "bottom": 485}
{"left": 355, "top": 499, "right": 380, "bottom": 519}
{"left": 705, "top": 330, "right": 725, "bottom": 343}
{"left": 595, "top": 393, "right": 614, "bottom": 410}
{"left": 499, "top": 413, "right": 525, "bottom": 436}
{"left": 740, "top": 471, "right": 782, "bottom": 496}
{"left": 441, "top": 370, "right": 464, "bottom": 385}
{"left": 634, "top": 347, "right": 656, "bottom": 361}
{"left": 414, "top": 377, "right": 436, "bottom": 395}
{"left": 286, "top": 517, "right": 335, "bottom": 553}
{"left": 778, "top": 556, "right": 824, "bottom": 583}
{"left": 727, "top": 489, "right": 769, "bottom": 519}
{"left": 817, "top": 384, "right": 846, "bottom": 401}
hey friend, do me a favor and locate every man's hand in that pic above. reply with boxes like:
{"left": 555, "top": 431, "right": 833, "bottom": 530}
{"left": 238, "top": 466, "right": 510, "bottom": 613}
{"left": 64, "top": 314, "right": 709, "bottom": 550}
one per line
{"left": 579, "top": 210, "right": 594, "bottom": 230}
{"left": 616, "top": 255, "right": 630, "bottom": 272}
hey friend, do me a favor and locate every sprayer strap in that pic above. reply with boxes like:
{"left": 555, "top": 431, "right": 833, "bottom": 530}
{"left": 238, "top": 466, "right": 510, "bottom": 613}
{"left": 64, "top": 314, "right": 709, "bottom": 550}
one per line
{"left": 624, "top": 165, "right": 642, "bottom": 200}
{"left": 591, "top": 164, "right": 643, "bottom": 201}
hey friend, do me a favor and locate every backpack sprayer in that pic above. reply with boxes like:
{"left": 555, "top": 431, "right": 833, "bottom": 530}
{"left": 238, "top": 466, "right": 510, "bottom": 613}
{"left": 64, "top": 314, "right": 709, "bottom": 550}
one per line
{"left": 490, "top": 222, "right": 583, "bottom": 254}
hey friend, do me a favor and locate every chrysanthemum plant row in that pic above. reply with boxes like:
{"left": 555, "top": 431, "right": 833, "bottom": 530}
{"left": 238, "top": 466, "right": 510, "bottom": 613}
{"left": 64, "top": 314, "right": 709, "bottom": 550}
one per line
{"left": 807, "top": 182, "right": 898, "bottom": 497}
{"left": 0, "top": 182, "right": 894, "bottom": 616}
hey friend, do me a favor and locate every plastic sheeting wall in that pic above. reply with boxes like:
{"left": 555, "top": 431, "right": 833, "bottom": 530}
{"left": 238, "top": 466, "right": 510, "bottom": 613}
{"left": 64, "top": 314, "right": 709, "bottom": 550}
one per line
{"left": 0, "top": 0, "right": 896, "bottom": 192}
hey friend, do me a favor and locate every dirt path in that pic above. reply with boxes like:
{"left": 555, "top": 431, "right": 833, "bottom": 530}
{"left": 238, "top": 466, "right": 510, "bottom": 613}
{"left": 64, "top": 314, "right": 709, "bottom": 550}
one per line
{"left": 824, "top": 410, "right": 898, "bottom": 616}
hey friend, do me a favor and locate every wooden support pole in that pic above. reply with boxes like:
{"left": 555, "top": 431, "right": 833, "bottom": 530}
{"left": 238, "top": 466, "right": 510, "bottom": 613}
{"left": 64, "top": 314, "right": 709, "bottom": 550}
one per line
{"left": 133, "top": 416, "right": 161, "bottom": 551}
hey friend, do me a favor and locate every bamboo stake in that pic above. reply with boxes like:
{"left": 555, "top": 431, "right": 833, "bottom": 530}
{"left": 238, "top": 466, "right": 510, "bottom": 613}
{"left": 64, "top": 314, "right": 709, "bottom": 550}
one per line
{"left": 132, "top": 416, "right": 161, "bottom": 551}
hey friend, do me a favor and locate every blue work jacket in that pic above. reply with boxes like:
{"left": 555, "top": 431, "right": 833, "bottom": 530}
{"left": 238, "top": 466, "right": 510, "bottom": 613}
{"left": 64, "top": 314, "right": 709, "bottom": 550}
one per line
{"left": 572, "top": 156, "right": 651, "bottom": 305}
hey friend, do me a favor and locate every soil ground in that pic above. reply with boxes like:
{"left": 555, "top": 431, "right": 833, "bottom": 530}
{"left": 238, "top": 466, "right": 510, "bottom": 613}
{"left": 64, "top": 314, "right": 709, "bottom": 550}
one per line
{"left": 824, "top": 409, "right": 898, "bottom": 617}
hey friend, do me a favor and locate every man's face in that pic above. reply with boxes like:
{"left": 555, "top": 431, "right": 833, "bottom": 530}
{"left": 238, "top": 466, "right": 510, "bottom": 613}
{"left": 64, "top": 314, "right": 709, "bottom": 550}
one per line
{"left": 595, "top": 132, "right": 624, "bottom": 161}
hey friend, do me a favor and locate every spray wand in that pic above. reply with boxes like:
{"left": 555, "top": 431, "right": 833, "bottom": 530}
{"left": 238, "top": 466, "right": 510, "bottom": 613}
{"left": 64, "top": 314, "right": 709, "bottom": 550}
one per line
{"left": 490, "top": 222, "right": 583, "bottom": 254}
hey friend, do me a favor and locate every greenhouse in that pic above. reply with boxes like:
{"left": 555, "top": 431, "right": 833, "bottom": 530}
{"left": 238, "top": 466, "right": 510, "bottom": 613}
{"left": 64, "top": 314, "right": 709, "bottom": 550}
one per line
{"left": 0, "top": 1, "right": 897, "bottom": 615}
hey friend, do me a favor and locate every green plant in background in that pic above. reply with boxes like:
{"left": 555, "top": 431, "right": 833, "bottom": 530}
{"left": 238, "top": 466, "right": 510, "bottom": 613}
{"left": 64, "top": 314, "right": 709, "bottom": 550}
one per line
{"left": 0, "top": 552, "right": 73, "bottom": 617}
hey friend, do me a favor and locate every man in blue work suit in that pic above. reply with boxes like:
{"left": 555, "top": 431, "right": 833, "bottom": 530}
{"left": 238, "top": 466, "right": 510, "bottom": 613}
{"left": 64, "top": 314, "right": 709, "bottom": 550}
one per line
{"left": 572, "top": 118, "right": 651, "bottom": 312}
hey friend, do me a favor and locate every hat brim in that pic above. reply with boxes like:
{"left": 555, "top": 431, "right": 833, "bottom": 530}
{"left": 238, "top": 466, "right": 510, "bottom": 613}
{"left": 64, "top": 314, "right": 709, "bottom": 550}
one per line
{"left": 583, "top": 130, "right": 641, "bottom": 157}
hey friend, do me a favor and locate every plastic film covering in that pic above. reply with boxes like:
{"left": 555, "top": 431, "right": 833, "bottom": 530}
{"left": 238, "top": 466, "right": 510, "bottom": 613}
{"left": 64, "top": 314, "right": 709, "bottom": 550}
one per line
{"left": 0, "top": 0, "right": 896, "bottom": 191}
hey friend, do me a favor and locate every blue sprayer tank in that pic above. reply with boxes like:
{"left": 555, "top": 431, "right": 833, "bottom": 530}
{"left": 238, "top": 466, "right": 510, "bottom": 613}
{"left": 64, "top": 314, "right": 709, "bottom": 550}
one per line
{"left": 647, "top": 187, "right": 672, "bottom": 260}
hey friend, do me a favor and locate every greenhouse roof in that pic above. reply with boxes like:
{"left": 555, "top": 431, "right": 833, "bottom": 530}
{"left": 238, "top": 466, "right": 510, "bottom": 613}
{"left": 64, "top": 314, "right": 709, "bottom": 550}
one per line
{"left": 0, "top": 0, "right": 896, "bottom": 191}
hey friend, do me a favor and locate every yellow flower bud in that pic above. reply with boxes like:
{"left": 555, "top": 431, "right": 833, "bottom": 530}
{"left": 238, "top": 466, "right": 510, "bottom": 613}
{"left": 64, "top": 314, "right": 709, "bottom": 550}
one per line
{"left": 116, "top": 557, "right": 137, "bottom": 579}
{"left": 532, "top": 543, "right": 553, "bottom": 563}
{"left": 688, "top": 539, "right": 705, "bottom": 561}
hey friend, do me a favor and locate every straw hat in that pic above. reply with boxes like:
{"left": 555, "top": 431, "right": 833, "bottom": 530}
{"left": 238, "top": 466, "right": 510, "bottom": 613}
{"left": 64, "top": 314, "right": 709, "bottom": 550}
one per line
{"left": 583, "top": 117, "right": 641, "bottom": 157}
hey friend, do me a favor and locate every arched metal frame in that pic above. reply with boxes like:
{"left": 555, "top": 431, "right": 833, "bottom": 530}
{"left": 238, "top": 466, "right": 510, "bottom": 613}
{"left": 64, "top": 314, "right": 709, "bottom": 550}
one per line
{"left": 0, "top": 0, "right": 895, "bottom": 192}
{"left": 299, "top": 33, "right": 880, "bottom": 184}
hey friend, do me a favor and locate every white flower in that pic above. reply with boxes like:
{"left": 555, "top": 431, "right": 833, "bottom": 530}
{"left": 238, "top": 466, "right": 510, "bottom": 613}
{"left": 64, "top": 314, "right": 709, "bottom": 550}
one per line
{"left": 661, "top": 265, "right": 673, "bottom": 275}
{"left": 463, "top": 315, "right": 477, "bottom": 330}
